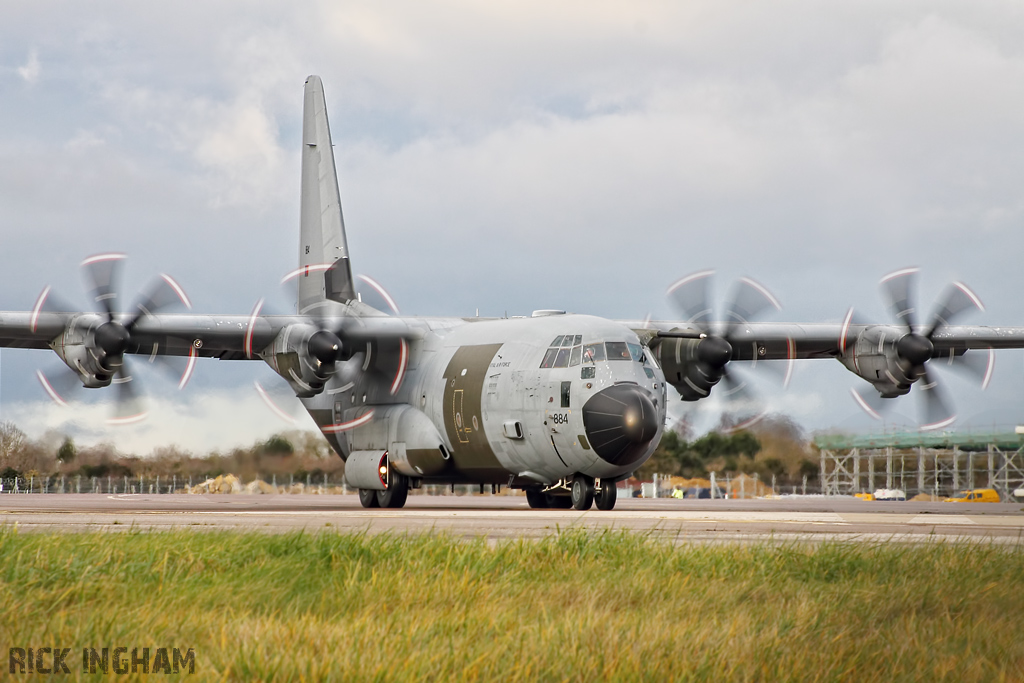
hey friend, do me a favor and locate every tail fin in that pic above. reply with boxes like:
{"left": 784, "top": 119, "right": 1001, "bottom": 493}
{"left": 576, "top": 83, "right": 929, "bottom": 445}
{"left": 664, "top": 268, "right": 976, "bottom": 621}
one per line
{"left": 298, "top": 75, "right": 355, "bottom": 313}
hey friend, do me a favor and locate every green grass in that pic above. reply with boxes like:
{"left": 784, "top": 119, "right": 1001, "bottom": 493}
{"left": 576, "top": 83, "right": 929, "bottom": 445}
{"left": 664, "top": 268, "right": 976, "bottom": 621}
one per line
{"left": 1, "top": 528, "right": 1023, "bottom": 681}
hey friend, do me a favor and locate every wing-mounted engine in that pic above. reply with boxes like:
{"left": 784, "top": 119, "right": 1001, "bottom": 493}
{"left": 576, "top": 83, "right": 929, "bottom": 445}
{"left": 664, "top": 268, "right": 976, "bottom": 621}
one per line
{"left": 656, "top": 271, "right": 789, "bottom": 422}
{"left": 48, "top": 313, "right": 129, "bottom": 388}
{"left": 259, "top": 323, "right": 342, "bottom": 398}
{"left": 837, "top": 324, "right": 916, "bottom": 398}
{"left": 840, "top": 268, "right": 991, "bottom": 428}
{"left": 651, "top": 332, "right": 729, "bottom": 401}
{"left": 33, "top": 254, "right": 194, "bottom": 421}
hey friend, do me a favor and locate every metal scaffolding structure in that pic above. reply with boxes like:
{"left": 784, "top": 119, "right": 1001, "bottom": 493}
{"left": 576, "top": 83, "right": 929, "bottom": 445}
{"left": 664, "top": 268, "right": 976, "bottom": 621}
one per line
{"left": 815, "top": 431, "right": 1024, "bottom": 500}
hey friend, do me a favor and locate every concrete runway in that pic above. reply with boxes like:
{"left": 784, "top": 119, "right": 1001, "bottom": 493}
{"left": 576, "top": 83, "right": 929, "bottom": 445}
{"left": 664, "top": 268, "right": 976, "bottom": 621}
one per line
{"left": 2, "top": 493, "right": 1024, "bottom": 543}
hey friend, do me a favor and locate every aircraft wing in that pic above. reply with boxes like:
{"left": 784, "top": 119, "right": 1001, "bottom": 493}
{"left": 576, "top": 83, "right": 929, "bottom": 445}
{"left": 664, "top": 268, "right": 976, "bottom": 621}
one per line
{"left": 0, "top": 311, "right": 418, "bottom": 360}
{"left": 630, "top": 320, "right": 1024, "bottom": 361}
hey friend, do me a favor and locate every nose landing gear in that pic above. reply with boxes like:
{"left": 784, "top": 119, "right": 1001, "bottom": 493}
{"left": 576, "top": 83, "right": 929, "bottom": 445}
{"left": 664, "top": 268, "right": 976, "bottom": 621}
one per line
{"left": 525, "top": 474, "right": 618, "bottom": 511}
{"left": 570, "top": 474, "right": 594, "bottom": 510}
{"left": 594, "top": 480, "right": 617, "bottom": 511}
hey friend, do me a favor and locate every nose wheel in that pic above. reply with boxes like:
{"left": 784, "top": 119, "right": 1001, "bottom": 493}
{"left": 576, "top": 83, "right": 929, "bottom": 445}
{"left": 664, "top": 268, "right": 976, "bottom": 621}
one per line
{"left": 595, "top": 481, "right": 617, "bottom": 511}
{"left": 571, "top": 474, "right": 595, "bottom": 510}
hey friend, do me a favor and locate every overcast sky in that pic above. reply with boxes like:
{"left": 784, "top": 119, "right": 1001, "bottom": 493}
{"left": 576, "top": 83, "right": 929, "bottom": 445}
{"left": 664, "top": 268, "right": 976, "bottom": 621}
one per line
{"left": 2, "top": 1, "right": 1024, "bottom": 453}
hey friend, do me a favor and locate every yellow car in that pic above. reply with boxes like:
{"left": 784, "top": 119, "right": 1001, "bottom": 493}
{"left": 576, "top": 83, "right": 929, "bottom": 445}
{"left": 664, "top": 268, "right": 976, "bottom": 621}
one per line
{"left": 853, "top": 492, "right": 875, "bottom": 501}
{"left": 944, "top": 488, "right": 1000, "bottom": 503}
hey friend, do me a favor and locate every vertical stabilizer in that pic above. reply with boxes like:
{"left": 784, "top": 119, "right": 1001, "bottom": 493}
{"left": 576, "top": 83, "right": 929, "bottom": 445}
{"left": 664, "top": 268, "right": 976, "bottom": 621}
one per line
{"left": 298, "top": 75, "right": 355, "bottom": 312}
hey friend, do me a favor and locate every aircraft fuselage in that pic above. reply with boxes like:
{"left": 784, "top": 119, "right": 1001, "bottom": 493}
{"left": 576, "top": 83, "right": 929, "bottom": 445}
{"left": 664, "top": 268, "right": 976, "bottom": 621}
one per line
{"left": 307, "top": 313, "right": 666, "bottom": 488}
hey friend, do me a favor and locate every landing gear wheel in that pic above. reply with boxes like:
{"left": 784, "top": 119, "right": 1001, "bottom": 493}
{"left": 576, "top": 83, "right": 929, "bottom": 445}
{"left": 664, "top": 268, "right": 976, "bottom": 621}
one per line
{"left": 376, "top": 474, "right": 409, "bottom": 509}
{"left": 595, "top": 482, "right": 617, "bottom": 511}
{"left": 526, "top": 489, "right": 549, "bottom": 509}
{"left": 358, "top": 488, "right": 380, "bottom": 508}
{"left": 546, "top": 493, "right": 573, "bottom": 509}
{"left": 571, "top": 474, "right": 595, "bottom": 511}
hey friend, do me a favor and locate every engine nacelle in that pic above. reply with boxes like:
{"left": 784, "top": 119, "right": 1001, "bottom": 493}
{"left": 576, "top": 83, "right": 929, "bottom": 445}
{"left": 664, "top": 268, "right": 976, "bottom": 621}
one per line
{"left": 652, "top": 335, "right": 727, "bottom": 401}
{"left": 838, "top": 326, "right": 915, "bottom": 397}
{"left": 260, "top": 324, "right": 342, "bottom": 398}
{"left": 345, "top": 404, "right": 450, "bottom": 477}
{"left": 49, "top": 314, "right": 124, "bottom": 388}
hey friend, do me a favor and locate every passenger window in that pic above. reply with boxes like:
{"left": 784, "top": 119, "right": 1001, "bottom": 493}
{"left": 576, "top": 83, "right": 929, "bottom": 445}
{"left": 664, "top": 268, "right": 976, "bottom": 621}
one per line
{"left": 569, "top": 345, "right": 582, "bottom": 367}
{"left": 554, "top": 347, "right": 571, "bottom": 368}
{"left": 583, "top": 343, "right": 605, "bottom": 363}
{"left": 606, "top": 341, "right": 630, "bottom": 360}
{"left": 560, "top": 381, "right": 571, "bottom": 408}
{"left": 540, "top": 348, "right": 558, "bottom": 368}
{"left": 581, "top": 366, "right": 595, "bottom": 379}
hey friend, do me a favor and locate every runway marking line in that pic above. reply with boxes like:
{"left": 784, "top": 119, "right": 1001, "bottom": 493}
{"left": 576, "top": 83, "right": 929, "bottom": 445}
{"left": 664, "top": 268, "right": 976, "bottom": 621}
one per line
{"left": 908, "top": 515, "right": 976, "bottom": 525}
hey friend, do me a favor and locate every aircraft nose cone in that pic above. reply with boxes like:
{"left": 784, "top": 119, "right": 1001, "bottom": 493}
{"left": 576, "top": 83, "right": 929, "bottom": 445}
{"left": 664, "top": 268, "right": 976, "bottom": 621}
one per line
{"left": 582, "top": 384, "right": 660, "bottom": 467}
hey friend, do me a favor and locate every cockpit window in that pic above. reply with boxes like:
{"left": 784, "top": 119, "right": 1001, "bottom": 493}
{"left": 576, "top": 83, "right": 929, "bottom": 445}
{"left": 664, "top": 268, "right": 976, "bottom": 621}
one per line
{"left": 540, "top": 334, "right": 586, "bottom": 368}
{"left": 583, "top": 343, "right": 605, "bottom": 363}
{"left": 606, "top": 342, "right": 631, "bottom": 361}
{"left": 543, "top": 337, "right": 644, "bottom": 368}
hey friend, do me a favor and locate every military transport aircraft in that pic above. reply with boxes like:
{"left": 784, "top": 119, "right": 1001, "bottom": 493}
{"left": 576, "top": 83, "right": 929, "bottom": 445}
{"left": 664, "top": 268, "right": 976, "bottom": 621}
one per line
{"left": 2, "top": 75, "right": 1024, "bottom": 511}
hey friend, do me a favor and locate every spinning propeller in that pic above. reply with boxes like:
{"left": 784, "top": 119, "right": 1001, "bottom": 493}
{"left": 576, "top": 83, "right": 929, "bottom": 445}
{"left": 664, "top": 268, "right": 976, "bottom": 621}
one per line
{"left": 845, "top": 267, "right": 993, "bottom": 430}
{"left": 663, "top": 270, "right": 792, "bottom": 430}
{"left": 252, "top": 272, "right": 409, "bottom": 428}
{"left": 34, "top": 253, "right": 194, "bottom": 424}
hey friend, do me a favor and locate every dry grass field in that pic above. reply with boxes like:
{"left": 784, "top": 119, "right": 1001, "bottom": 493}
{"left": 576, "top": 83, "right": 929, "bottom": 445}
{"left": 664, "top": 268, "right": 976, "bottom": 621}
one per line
{"left": 1, "top": 527, "right": 1022, "bottom": 681}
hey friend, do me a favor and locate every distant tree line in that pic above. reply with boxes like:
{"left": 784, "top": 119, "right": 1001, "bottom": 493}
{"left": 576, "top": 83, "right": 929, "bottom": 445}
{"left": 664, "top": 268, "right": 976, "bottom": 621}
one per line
{"left": 0, "top": 421, "right": 344, "bottom": 484}
{"left": 0, "top": 415, "right": 822, "bottom": 486}
{"left": 636, "top": 416, "right": 820, "bottom": 484}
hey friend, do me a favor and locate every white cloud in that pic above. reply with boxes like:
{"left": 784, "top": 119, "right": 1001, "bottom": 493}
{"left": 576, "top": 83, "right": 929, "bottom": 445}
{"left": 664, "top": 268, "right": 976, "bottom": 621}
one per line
{"left": 3, "top": 387, "right": 319, "bottom": 456}
{"left": 16, "top": 48, "right": 40, "bottom": 84}
{"left": 2, "top": 1, "right": 1024, "bottom": 445}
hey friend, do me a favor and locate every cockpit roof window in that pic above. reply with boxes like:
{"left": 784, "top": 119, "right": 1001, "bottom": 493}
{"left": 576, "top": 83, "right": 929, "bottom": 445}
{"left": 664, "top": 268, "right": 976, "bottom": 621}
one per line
{"left": 560, "top": 335, "right": 575, "bottom": 347}
{"left": 550, "top": 335, "right": 565, "bottom": 347}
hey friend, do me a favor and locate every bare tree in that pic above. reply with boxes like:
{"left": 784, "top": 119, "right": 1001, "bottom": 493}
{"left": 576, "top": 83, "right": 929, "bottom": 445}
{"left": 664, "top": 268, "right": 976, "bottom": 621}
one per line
{"left": 0, "top": 421, "right": 26, "bottom": 465}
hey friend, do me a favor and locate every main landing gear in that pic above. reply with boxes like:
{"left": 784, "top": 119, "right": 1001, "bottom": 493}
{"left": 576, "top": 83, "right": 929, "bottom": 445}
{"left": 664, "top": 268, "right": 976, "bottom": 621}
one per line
{"left": 358, "top": 474, "right": 409, "bottom": 509}
{"left": 526, "top": 474, "right": 617, "bottom": 511}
